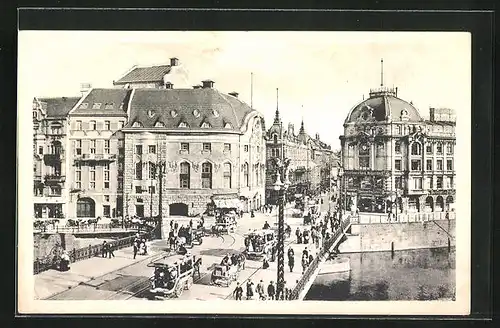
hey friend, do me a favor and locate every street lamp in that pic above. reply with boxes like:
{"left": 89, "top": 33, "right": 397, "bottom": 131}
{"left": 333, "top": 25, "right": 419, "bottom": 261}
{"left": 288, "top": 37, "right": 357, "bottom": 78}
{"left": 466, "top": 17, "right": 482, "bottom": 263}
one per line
{"left": 273, "top": 157, "right": 291, "bottom": 300}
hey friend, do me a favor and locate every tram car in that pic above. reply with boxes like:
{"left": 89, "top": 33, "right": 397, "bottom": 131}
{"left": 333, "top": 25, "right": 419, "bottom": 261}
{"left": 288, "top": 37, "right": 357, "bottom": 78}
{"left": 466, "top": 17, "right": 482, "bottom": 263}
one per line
{"left": 210, "top": 253, "right": 246, "bottom": 287}
{"left": 243, "top": 229, "right": 277, "bottom": 260}
{"left": 147, "top": 254, "right": 196, "bottom": 299}
{"left": 211, "top": 216, "right": 236, "bottom": 235}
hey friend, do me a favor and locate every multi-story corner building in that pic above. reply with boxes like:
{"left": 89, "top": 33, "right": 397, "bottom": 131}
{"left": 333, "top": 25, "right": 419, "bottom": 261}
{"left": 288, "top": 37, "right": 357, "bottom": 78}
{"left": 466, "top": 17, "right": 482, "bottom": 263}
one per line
{"left": 113, "top": 57, "right": 190, "bottom": 90}
{"left": 265, "top": 107, "right": 333, "bottom": 204}
{"left": 66, "top": 89, "right": 131, "bottom": 219}
{"left": 339, "top": 86, "right": 456, "bottom": 214}
{"left": 33, "top": 97, "right": 81, "bottom": 219}
{"left": 122, "top": 79, "right": 266, "bottom": 218}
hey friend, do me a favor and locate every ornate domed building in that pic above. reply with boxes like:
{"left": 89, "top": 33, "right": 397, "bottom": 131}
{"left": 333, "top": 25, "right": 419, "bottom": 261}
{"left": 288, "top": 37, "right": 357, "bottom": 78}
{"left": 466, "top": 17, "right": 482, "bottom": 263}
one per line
{"left": 339, "top": 86, "right": 456, "bottom": 218}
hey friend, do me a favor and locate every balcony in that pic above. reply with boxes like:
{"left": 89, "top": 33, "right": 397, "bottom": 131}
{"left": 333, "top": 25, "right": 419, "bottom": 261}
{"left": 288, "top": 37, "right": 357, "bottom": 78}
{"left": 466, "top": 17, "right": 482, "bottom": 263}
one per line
{"left": 74, "top": 153, "right": 117, "bottom": 162}
{"left": 44, "top": 174, "right": 66, "bottom": 184}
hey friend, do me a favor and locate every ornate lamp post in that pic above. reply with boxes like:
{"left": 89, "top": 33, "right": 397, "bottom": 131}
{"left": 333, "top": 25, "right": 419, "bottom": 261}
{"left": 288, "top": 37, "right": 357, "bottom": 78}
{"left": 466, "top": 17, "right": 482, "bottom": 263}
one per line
{"left": 337, "top": 166, "right": 344, "bottom": 219}
{"left": 273, "top": 157, "right": 291, "bottom": 300}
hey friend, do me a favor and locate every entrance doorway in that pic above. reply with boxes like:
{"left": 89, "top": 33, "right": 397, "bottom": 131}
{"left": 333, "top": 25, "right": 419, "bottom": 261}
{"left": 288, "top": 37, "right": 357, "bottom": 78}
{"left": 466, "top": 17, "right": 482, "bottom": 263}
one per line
{"left": 169, "top": 203, "right": 188, "bottom": 216}
{"left": 77, "top": 198, "right": 95, "bottom": 218}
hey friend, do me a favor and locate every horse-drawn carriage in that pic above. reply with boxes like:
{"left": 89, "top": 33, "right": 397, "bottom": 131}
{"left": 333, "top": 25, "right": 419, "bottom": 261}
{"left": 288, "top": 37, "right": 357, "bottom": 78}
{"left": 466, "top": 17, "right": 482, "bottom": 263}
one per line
{"left": 210, "top": 253, "right": 246, "bottom": 287}
{"left": 148, "top": 254, "right": 199, "bottom": 299}
{"left": 243, "top": 229, "right": 277, "bottom": 260}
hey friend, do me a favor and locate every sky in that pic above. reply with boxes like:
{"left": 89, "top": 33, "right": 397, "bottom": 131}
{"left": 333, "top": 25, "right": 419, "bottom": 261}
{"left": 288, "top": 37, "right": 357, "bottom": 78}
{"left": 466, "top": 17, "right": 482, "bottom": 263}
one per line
{"left": 18, "top": 31, "right": 470, "bottom": 150}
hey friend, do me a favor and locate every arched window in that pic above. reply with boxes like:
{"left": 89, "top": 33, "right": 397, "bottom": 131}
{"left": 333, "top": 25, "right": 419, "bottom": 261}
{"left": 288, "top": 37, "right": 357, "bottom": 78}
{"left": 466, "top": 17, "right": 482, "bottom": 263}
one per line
{"left": 77, "top": 198, "right": 95, "bottom": 218}
{"left": 201, "top": 162, "right": 212, "bottom": 189}
{"left": 411, "top": 142, "right": 422, "bottom": 155}
{"left": 223, "top": 163, "right": 232, "bottom": 188}
{"left": 243, "top": 163, "right": 249, "bottom": 187}
{"left": 273, "top": 135, "right": 278, "bottom": 144}
{"left": 180, "top": 162, "right": 190, "bottom": 188}
{"left": 358, "top": 142, "right": 370, "bottom": 169}
{"left": 256, "top": 163, "right": 260, "bottom": 186}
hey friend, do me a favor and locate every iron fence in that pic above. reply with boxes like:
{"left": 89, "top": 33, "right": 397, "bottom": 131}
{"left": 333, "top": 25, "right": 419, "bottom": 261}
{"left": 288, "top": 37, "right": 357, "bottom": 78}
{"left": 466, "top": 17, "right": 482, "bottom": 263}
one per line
{"left": 33, "top": 222, "right": 159, "bottom": 274}
{"left": 290, "top": 215, "right": 351, "bottom": 300}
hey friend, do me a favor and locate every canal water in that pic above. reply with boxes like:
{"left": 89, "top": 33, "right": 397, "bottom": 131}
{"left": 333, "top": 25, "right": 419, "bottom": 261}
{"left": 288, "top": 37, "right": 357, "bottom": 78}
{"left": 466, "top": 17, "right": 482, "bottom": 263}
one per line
{"left": 305, "top": 247, "right": 456, "bottom": 301}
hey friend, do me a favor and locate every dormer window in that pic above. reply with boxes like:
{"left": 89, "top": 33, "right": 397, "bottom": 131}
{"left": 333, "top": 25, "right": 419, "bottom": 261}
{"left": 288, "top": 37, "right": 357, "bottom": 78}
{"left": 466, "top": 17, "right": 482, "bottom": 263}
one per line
{"left": 201, "top": 122, "right": 211, "bottom": 128}
{"left": 212, "top": 109, "right": 219, "bottom": 117}
{"left": 400, "top": 109, "right": 409, "bottom": 121}
{"left": 154, "top": 121, "right": 165, "bottom": 128}
{"left": 178, "top": 122, "right": 188, "bottom": 128}
{"left": 193, "top": 109, "right": 200, "bottom": 118}
{"left": 92, "top": 103, "right": 102, "bottom": 109}
{"left": 171, "top": 110, "right": 178, "bottom": 118}
{"left": 104, "top": 103, "right": 114, "bottom": 110}
{"left": 79, "top": 103, "right": 88, "bottom": 109}
{"left": 132, "top": 121, "right": 143, "bottom": 128}
{"left": 224, "top": 123, "right": 232, "bottom": 129}
{"left": 147, "top": 110, "right": 155, "bottom": 118}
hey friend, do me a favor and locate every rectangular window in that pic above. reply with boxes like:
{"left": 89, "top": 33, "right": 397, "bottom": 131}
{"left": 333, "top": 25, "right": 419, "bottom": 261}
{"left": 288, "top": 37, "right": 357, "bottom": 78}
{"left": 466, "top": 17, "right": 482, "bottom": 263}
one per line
{"left": 223, "top": 163, "right": 232, "bottom": 188}
{"left": 411, "top": 159, "right": 421, "bottom": 171}
{"left": 244, "top": 145, "right": 249, "bottom": 152}
{"left": 149, "top": 145, "right": 156, "bottom": 154}
{"left": 413, "top": 177, "right": 422, "bottom": 190}
{"left": 76, "top": 121, "right": 82, "bottom": 130}
{"left": 75, "top": 171, "right": 81, "bottom": 183}
{"left": 436, "top": 144, "right": 443, "bottom": 155}
{"left": 104, "top": 140, "right": 110, "bottom": 154}
{"left": 446, "top": 144, "right": 453, "bottom": 155}
{"left": 90, "top": 120, "right": 97, "bottom": 130}
{"left": 180, "top": 143, "right": 189, "bottom": 151}
{"left": 38, "top": 146, "right": 43, "bottom": 155}
{"left": 76, "top": 182, "right": 82, "bottom": 189}
{"left": 359, "top": 157, "right": 369, "bottom": 169}
{"left": 149, "top": 162, "right": 156, "bottom": 179}
{"left": 395, "top": 176, "right": 403, "bottom": 189}
{"left": 180, "top": 163, "right": 190, "bottom": 188}
{"left": 135, "top": 186, "right": 142, "bottom": 194}
{"left": 89, "top": 182, "right": 96, "bottom": 189}
{"left": 135, "top": 145, "right": 143, "bottom": 155}
{"left": 426, "top": 144, "right": 433, "bottom": 154}
{"left": 135, "top": 204, "right": 144, "bottom": 217}
{"left": 92, "top": 103, "right": 102, "bottom": 110}
{"left": 103, "top": 205, "right": 111, "bottom": 218}
{"left": 426, "top": 159, "right": 433, "bottom": 171}
{"left": 436, "top": 177, "right": 443, "bottom": 189}
{"left": 75, "top": 139, "right": 82, "bottom": 155}
{"left": 395, "top": 159, "right": 401, "bottom": 171}
{"left": 119, "top": 121, "right": 124, "bottom": 129}
{"left": 394, "top": 141, "right": 401, "bottom": 154}
{"left": 446, "top": 159, "right": 453, "bottom": 171}
{"left": 90, "top": 139, "right": 96, "bottom": 154}
{"left": 201, "top": 163, "right": 212, "bottom": 189}
{"left": 437, "top": 159, "right": 443, "bottom": 171}
{"left": 203, "top": 143, "right": 211, "bottom": 152}
{"left": 224, "top": 143, "right": 231, "bottom": 152}
{"left": 135, "top": 162, "right": 143, "bottom": 179}
{"left": 104, "top": 121, "right": 110, "bottom": 130}
{"left": 148, "top": 186, "right": 156, "bottom": 194}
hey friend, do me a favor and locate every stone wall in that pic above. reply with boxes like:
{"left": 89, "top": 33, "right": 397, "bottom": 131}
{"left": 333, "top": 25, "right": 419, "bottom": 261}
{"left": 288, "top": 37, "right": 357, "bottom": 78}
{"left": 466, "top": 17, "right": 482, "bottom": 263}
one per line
{"left": 33, "top": 233, "right": 77, "bottom": 259}
{"left": 353, "top": 219, "right": 455, "bottom": 252}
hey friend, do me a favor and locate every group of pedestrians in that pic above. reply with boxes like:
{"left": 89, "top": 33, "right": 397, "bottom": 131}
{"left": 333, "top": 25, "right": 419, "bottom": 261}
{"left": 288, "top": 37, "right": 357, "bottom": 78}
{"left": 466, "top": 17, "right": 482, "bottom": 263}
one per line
{"left": 132, "top": 234, "right": 148, "bottom": 259}
{"left": 101, "top": 240, "right": 115, "bottom": 258}
{"left": 232, "top": 278, "right": 298, "bottom": 301}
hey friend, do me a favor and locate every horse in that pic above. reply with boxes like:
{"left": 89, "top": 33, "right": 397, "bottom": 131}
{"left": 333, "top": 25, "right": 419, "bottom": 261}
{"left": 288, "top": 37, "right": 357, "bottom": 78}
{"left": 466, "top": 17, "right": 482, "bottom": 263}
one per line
{"left": 87, "top": 217, "right": 101, "bottom": 225}
{"left": 66, "top": 219, "right": 79, "bottom": 227}
{"left": 193, "top": 257, "right": 203, "bottom": 279}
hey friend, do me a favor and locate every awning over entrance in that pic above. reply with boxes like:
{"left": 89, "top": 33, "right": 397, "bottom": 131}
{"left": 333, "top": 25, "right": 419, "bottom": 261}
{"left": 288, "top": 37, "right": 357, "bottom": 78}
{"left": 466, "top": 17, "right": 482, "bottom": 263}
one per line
{"left": 212, "top": 194, "right": 241, "bottom": 209}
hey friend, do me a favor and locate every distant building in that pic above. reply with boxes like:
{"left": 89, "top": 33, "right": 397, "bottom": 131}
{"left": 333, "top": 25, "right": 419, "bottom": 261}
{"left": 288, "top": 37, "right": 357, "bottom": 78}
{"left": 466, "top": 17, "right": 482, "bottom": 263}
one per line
{"left": 66, "top": 89, "right": 130, "bottom": 219}
{"left": 122, "top": 80, "right": 266, "bottom": 217}
{"left": 32, "top": 96, "right": 81, "bottom": 219}
{"left": 265, "top": 107, "right": 334, "bottom": 204}
{"left": 339, "top": 86, "right": 456, "bottom": 214}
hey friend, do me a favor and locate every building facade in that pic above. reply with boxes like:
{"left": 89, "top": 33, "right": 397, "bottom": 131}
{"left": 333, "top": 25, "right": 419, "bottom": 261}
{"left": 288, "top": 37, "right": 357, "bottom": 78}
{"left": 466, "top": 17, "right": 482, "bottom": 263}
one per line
{"left": 33, "top": 97, "right": 81, "bottom": 219}
{"left": 265, "top": 108, "right": 334, "bottom": 204}
{"left": 122, "top": 80, "right": 266, "bottom": 218}
{"left": 66, "top": 89, "right": 131, "bottom": 219}
{"left": 339, "top": 86, "right": 456, "bottom": 215}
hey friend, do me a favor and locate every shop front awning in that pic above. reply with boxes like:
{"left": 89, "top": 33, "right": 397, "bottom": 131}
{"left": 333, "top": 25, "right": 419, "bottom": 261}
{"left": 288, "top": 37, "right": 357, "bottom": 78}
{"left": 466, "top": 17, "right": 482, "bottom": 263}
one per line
{"left": 212, "top": 194, "right": 241, "bottom": 209}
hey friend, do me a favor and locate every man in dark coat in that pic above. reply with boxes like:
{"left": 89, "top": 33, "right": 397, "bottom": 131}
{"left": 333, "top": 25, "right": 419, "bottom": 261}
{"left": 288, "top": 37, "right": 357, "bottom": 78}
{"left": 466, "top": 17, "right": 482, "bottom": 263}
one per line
{"left": 287, "top": 247, "right": 295, "bottom": 272}
{"left": 233, "top": 282, "right": 244, "bottom": 301}
{"left": 267, "top": 281, "right": 276, "bottom": 300}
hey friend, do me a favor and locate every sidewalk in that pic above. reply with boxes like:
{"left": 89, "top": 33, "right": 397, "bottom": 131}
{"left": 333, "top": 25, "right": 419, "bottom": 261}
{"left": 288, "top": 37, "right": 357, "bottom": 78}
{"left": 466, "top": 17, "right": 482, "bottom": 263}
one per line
{"left": 34, "top": 242, "right": 160, "bottom": 300}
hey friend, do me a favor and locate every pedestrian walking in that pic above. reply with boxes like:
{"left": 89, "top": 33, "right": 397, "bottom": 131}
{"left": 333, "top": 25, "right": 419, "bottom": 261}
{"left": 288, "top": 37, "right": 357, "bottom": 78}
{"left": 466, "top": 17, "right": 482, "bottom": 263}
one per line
{"left": 189, "top": 219, "right": 193, "bottom": 228}
{"left": 302, "top": 256, "right": 308, "bottom": 274}
{"left": 133, "top": 241, "right": 138, "bottom": 259}
{"left": 295, "top": 227, "right": 301, "bottom": 244}
{"left": 102, "top": 241, "right": 108, "bottom": 258}
{"left": 303, "top": 247, "right": 309, "bottom": 259}
{"left": 108, "top": 242, "right": 115, "bottom": 258}
{"left": 267, "top": 281, "right": 276, "bottom": 300}
{"left": 246, "top": 280, "right": 255, "bottom": 300}
{"left": 287, "top": 247, "right": 295, "bottom": 272}
{"left": 256, "top": 280, "right": 266, "bottom": 300}
{"left": 233, "top": 282, "right": 244, "bottom": 301}
{"left": 170, "top": 220, "right": 174, "bottom": 231}
{"left": 174, "top": 221, "right": 179, "bottom": 232}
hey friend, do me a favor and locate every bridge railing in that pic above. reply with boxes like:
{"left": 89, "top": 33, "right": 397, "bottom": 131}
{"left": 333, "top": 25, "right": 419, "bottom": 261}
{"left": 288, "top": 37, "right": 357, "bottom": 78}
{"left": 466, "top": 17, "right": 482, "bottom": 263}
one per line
{"left": 290, "top": 215, "right": 351, "bottom": 300}
{"left": 33, "top": 222, "right": 160, "bottom": 275}
{"left": 35, "top": 223, "right": 143, "bottom": 234}
{"left": 357, "top": 211, "right": 456, "bottom": 224}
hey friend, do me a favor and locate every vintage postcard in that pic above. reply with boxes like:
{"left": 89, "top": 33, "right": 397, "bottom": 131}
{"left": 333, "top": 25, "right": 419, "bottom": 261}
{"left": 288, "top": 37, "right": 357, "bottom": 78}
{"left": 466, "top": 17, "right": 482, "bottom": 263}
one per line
{"left": 17, "top": 31, "right": 471, "bottom": 315}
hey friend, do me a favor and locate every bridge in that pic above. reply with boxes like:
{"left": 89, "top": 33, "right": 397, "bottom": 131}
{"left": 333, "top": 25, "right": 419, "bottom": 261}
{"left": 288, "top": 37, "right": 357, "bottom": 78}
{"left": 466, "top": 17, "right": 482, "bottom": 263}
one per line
{"left": 34, "top": 223, "right": 145, "bottom": 235}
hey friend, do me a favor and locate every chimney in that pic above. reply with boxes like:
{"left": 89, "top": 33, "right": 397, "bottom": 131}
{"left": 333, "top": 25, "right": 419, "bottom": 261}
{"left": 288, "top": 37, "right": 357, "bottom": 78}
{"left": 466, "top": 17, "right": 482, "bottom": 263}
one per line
{"left": 193, "top": 85, "right": 202, "bottom": 89}
{"left": 316, "top": 133, "right": 320, "bottom": 140}
{"left": 80, "top": 82, "right": 92, "bottom": 96}
{"left": 202, "top": 80, "right": 214, "bottom": 89}
{"left": 170, "top": 57, "right": 179, "bottom": 66}
{"left": 228, "top": 91, "right": 239, "bottom": 98}
{"left": 165, "top": 81, "right": 173, "bottom": 89}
